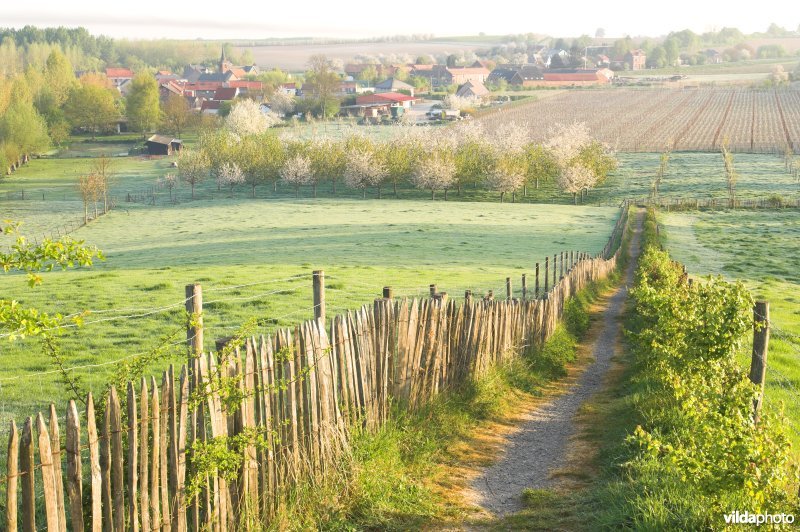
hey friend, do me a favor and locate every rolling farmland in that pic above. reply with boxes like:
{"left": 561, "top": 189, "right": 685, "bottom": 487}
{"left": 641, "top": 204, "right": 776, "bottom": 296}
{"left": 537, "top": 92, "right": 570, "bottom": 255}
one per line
{"left": 476, "top": 88, "right": 800, "bottom": 153}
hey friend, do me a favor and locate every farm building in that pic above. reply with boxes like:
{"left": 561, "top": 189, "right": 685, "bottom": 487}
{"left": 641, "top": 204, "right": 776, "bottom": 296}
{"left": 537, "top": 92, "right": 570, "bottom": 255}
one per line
{"left": 411, "top": 65, "right": 490, "bottom": 88}
{"left": 374, "top": 77, "right": 415, "bottom": 96}
{"left": 356, "top": 92, "right": 417, "bottom": 108}
{"left": 487, "top": 64, "right": 544, "bottom": 86}
{"left": 539, "top": 68, "right": 614, "bottom": 86}
{"left": 146, "top": 135, "right": 182, "bottom": 155}
{"left": 456, "top": 80, "right": 490, "bottom": 99}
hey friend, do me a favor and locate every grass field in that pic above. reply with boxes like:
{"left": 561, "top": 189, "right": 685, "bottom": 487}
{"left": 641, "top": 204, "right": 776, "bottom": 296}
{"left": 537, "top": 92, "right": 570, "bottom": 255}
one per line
{"left": 660, "top": 210, "right": 800, "bottom": 445}
{"left": 0, "top": 196, "right": 618, "bottom": 427}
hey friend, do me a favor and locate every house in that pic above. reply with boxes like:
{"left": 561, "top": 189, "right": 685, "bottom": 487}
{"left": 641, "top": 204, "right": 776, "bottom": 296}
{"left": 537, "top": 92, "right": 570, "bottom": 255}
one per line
{"left": 212, "top": 87, "right": 240, "bottom": 102}
{"left": 487, "top": 64, "right": 544, "bottom": 86}
{"left": 183, "top": 64, "right": 213, "bottom": 82}
{"left": 356, "top": 92, "right": 416, "bottom": 109}
{"left": 344, "top": 63, "right": 397, "bottom": 79}
{"left": 155, "top": 70, "right": 180, "bottom": 83}
{"left": 456, "top": 80, "right": 490, "bottom": 99}
{"left": 374, "top": 77, "right": 415, "bottom": 96}
{"left": 624, "top": 50, "right": 647, "bottom": 70}
{"left": 704, "top": 49, "right": 724, "bottom": 64}
{"left": 541, "top": 68, "right": 614, "bottom": 85}
{"left": 412, "top": 65, "right": 490, "bottom": 89}
{"left": 146, "top": 135, "right": 182, "bottom": 156}
{"left": 159, "top": 80, "right": 185, "bottom": 101}
{"left": 226, "top": 80, "right": 264, "bottom": 95}
{"left": 278, "top": 82, "right": 298, "bottom": 96}
{"left": 106, "top": 67, "right": 134, "bottom": 88}
{"left": 200, "top": 100, "right": 221, "bottom": 114}
{"left": 539, "top": 49, "right": 571, "bottom": 68}
{"left": 116, "top": 78, "right": 134, "bottom": 96}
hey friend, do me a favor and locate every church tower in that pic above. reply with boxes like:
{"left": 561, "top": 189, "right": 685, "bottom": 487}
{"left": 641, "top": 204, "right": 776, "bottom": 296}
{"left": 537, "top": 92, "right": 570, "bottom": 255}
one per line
{"left": 219, "top": 46, "right": 233, "bottom": 74}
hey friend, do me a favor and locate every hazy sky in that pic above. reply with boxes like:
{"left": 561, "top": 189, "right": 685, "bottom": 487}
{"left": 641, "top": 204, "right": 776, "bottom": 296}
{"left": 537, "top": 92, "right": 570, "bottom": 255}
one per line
{"left": 1, "top": 1, "right": 796, "bottom": 39}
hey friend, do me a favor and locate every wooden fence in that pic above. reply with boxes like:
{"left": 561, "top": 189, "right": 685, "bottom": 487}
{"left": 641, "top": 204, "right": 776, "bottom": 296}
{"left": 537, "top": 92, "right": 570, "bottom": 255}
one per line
{"left": 635, "top": 195, "right": 800, "bottom": 211}
{"left": 3, "top": 207, "right": 629, "bottom": 531}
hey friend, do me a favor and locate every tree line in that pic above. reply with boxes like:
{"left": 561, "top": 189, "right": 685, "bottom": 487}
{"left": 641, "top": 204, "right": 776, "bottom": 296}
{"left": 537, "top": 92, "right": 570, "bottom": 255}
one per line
{"left": 176, "top": 109, "right": 618, "bottom": 204}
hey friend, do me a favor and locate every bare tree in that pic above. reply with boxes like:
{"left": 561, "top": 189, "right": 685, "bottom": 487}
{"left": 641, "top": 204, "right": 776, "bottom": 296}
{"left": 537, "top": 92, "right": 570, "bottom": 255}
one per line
{"left": 269, "top": 91, "right": 296, "bottom": 117}
{"left": 77, "top": 173, "right": 100, "bottom": 224}
{"left": 280, "top": 154, "right": 313, "bottom": 197}
{"left": 91, "top": 154, "right": 114, "bottom": 214}
{"left": 721, "top": 140, "right": 737, "bottom": 208}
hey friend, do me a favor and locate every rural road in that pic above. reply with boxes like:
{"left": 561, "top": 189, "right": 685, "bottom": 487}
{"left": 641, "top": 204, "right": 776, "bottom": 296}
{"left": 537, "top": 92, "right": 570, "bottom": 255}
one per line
{"left": 471, "top": 209, "right": 644, "bottom": 516}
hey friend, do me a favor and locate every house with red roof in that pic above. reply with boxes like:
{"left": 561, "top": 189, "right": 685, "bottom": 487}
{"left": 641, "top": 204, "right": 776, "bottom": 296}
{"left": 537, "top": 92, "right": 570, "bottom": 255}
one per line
{"left": 356, "top": 92, "right": 417, "bottom": 109}
{"left": 106, "top": 67, "right": 134, "bottom": 90}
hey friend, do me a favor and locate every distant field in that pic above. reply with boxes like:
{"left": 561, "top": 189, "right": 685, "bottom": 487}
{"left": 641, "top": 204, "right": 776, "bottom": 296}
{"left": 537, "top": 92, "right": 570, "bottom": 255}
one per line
{"left": 474, "top": 88, "right": 800, "bottom": 153}
{"left": 661, "top": 210, "right": 800, "bottom": 446}
{"left": 0, "top": 194, "right": 618, "bottom": 426}
{"left": 238, "top": 40, "right": 485, "bottom": 71}
{"left": 626, "top": 57, "right": 797, "bottom": 77}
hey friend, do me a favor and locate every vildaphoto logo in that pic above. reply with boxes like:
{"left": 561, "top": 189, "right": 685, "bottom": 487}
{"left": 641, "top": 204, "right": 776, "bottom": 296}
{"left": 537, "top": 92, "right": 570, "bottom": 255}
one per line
{"left": 723, "top": 511, "right": 795, "bottom": 525}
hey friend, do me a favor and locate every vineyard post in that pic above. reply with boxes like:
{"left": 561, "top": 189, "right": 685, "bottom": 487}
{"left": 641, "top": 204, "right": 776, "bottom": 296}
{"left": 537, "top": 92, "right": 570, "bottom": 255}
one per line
{"left": 313, "top": 270, "right": 326, "bottom": 322}
{"left": 185, "top": 284, "right": 204, "bottom": 365}
{"left": 749, "top": 301, "right": 769, "bottom": 421}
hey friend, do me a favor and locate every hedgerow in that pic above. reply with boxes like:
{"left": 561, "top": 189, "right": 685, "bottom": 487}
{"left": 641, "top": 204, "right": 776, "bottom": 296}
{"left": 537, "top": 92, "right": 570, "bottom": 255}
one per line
{"left": 611, "top": 209, "right": 797, "bottom": 529}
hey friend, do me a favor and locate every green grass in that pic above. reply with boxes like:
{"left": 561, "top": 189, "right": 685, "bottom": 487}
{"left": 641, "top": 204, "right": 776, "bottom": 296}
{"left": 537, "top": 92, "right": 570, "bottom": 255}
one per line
{"left": 660, "top": 210, "right": 800, "bottom": 449}
{"left": 0, "top": 195, "right": 618, "bottom": 426}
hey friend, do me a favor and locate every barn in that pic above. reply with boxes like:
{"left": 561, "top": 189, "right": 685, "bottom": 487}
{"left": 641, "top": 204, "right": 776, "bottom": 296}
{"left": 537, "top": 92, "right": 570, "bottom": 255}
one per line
{"left": 146, "top": 135, "right": 183, "bottom": 156}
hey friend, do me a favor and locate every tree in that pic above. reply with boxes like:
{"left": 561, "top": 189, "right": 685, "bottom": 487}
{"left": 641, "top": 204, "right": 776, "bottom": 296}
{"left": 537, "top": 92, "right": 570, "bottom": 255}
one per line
{"left": 43, "top": 50, "right": 77, "bottom": 107}
{"left": 280, "top": 154, "right": 312, "bottom": 197}
{"left": 663, "top": 39, "right": 680, "bottom": 66}
{"left": 721, "top": 140, "right": 737, "bottom": 208}
{"left": 596, "top": 28, "right": 606, "bottom": 38}
{"left": 306, "top": 54, "right": 341, "bottom": 118}
{"left": 64, "top": 84, "right": 118, "bottom": 138}
{"left": 453, "top": 123, "right": 492, "bottom": 193}
{"left": 411, "top": 151, "right": 456, "bottom": 200}
{"left": 217, "top": 162, "right": 244, "bottom": 195}
{"left": 225, "top": 99, "right": 278, "bottom": 139}
{"left": 486, "top": 160, "right": 525, "bottom": 203}
{"left": 378, "top": 130, "right": 420, "bottom": 197}
{"left": 162, "top": 93, "right": 191, "bottom": 137}
{"left": 523, "top": 144, "right": 558, "bottom": 190}
{"left": 252, "top": 133, "right": 286, "bottom": 193}
{"left": 555, "top": 165, "right": 594, "bottom": 204}
{"left": 268, "top": 91, "right": 295, "bottom": 117}
{"left": 0, "top": 99, "right": 50, "bottom": 163}
{"left": 344, "top": 148, "right": 386, "bottom": 198}
{"left": 647, "top": 47, "right": 667, "bottom": 69}
{"left": 126, "top": 73, "right": 160, "bottom": 135}
{"left": 178, "top": 148, "right": 209, "bottom": 199}
{"left": 769, "top": 65, "right": 789, "bottom": 86}
{"left": 162, "top": 173, "right": 177, "bottom": 202}
{"left": 77, "top": 172, "right": 101, "bottom": 223}
{"left": 91, "top": 154, "right": 114, "bottom": 214}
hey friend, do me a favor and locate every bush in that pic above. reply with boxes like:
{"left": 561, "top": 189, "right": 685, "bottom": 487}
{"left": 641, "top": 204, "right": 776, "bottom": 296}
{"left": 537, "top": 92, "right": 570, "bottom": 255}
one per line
{"left": 603, "top": 208, "right": 798, "bottom": 529}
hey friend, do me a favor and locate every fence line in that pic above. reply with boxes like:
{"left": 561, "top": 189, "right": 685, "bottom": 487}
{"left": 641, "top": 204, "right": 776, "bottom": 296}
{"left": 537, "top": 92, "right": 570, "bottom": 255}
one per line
{"left": 1, "top": 204, "right": 630, "bottom": 529}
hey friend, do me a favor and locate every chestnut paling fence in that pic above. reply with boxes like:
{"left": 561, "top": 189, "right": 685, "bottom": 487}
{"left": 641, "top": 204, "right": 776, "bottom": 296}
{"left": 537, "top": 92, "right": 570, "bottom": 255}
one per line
{"left": 2, "top": 207, "right": 629, "bottom": 531}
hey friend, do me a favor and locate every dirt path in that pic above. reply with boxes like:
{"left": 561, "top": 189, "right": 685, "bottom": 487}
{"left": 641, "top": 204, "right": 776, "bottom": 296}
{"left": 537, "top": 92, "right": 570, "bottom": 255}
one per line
{"left": 469, "top": 209, "right": 644, "bottom": 517}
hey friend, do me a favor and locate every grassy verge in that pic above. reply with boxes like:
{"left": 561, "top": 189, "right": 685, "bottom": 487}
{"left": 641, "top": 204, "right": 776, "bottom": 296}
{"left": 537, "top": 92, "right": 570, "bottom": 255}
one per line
{"left": 268, "top": 273, "right": 621, "bottom": 530}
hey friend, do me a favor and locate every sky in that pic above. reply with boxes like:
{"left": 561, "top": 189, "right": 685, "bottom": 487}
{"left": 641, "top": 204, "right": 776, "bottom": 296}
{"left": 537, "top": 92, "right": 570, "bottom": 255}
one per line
{"left": 1, "top": 0, "right": 796, "bottom": 40}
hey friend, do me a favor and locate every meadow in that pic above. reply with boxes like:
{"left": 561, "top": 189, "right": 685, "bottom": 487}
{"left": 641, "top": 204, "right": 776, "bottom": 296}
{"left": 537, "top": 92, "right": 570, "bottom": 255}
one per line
{"left": 660, "top": 210, "right": 800, "bottom": 445}
{"left": 0, "top": 193, "right": 618, "bottom": 426}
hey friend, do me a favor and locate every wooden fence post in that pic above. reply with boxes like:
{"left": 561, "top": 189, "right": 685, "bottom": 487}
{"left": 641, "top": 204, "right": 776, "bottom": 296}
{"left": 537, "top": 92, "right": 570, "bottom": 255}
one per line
{"left": 749, "top": 301, "right": 769, "bottom": 420}
{"left": 464, "top": 290, "right": 472, "bottom": 305}
{"left": 6, "top": 421, "right": 18, "bottom": 532}
{"left": 560, "top": 252, "right": 564, "bottom": 280}
{"left": 544, "top": 257, "right": 549, "bottom": 293}
{"left": 553, "top": 254, "right": 557, "bottom": 286}
{"left": 535, "top": 263, "right": 540, "bottom": 298}
{"left": 313, "top": 270, "right": 326, "bottom": 322}
{"left": 429, "top": 284, "right": 437, "bottom": 298}
{"left": 382, "top": 286, "right": 393, "bottom": 300}
{"left": 521, "top": 274, "right": 527, "bottom": 299}
{"left": 185, "top": 284, "right": 204, "bottom": 364}
{"left": 506, "top": 277, "right": 512, "bottom": 300}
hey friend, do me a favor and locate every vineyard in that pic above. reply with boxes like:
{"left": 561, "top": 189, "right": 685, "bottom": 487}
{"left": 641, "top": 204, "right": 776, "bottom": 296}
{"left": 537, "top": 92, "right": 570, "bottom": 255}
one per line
{"left": 475, "top": 88, "right": 800, "bottom": 154}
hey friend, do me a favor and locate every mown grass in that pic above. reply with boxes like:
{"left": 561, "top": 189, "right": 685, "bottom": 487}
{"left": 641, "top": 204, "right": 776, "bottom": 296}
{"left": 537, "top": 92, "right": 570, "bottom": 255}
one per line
{"left": 268, "top": 274, "right": 616, "bottom": 530}
{"left": 660, "top": 210, "right": 800, "bottom": 450}
{"left": 0, "top": 197, "right": 618, "bottom": 426}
